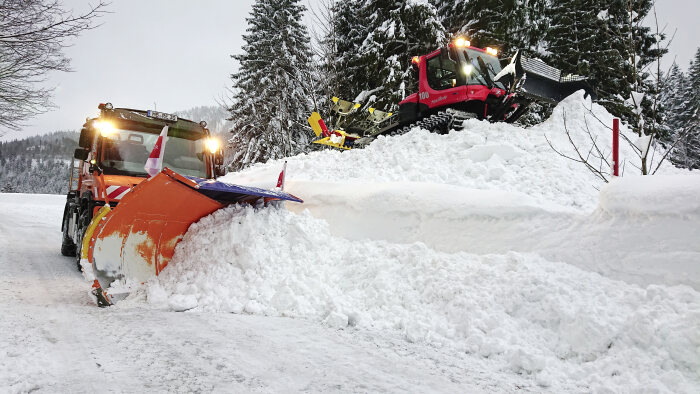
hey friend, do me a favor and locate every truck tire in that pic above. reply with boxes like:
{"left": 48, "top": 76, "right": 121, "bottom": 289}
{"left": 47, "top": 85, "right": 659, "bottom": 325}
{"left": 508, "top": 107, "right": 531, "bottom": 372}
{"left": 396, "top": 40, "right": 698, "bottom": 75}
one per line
{"left": 74, "top": 209, "right": 90, "bottom": 271}
{"left": 74, "top": 200, "right": 94, "bottom": 271}
{"left": 60, "top": 204, "right": 76, "bottom": 257}
{"left": 61, "top": 233, "right": 76, "bottom": 257}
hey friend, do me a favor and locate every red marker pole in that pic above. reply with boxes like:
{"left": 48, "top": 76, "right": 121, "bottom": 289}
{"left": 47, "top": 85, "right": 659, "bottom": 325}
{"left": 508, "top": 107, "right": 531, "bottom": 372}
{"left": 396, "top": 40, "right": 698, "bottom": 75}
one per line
{"left": 612, "top": 118, "right": 619, "bottom": 176}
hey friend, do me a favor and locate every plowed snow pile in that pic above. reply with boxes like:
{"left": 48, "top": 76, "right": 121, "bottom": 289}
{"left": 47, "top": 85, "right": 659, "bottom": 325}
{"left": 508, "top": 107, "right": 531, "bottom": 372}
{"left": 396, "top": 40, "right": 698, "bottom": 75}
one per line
{"left": 225, "top": 91, "right": 680, "bottom": 211}
{"left": 147, "top": 205, "right": 699, "bottom": 392}
{"left": 140, "top": 92, "right": 699, "bottom": 392}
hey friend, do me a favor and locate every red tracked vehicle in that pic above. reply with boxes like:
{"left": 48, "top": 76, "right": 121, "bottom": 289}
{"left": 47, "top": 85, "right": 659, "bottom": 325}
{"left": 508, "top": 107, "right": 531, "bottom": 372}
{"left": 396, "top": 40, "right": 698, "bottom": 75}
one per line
{"left": 309, "top": 38, "right": 596, "bottom": 149}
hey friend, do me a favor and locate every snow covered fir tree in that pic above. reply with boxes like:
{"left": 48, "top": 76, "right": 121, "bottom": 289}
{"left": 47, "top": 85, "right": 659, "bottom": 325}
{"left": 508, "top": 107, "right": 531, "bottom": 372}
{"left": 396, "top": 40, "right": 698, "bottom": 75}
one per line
{"left": 332, "top": 0, "right": 445, "bottom": 109}
{"left": 659, "top": 48, "right": 700, "bottom": 169}
{"left": 0, "top": 131, "right": 78, "bottom": 194}
{"left": 226, "top": 0, "right": 314, "bottom": 171}
{"left": 431, "top": 0, "right": 546, "bottom": 57}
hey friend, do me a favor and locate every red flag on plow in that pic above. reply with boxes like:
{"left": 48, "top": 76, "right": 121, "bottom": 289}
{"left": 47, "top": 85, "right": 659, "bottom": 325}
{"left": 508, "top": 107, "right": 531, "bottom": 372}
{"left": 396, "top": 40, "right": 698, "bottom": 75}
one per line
{"left": 144, "top": 125, "right": 169, "bottom": 177}
{"left": 277, "top": 161, "right": 287, "bottom": 190}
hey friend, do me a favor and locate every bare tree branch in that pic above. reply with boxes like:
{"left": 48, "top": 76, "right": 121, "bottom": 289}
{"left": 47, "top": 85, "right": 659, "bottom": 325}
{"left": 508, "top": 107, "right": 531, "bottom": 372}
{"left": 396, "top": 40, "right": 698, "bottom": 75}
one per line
{"left": 652, "top": 124, "right": 695, "bottom": 174}
{"left": 545, "top": 110, "right": 610, "bottom": 183}
{"left": 0, "top": 0, "right": 108, "bottom": 135}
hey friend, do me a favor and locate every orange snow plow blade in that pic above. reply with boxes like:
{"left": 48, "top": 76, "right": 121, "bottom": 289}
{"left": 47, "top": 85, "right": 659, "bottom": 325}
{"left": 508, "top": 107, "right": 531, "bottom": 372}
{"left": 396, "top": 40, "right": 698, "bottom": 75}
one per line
{"left": 85, "top": 168, "right": 302, "bottom": 305}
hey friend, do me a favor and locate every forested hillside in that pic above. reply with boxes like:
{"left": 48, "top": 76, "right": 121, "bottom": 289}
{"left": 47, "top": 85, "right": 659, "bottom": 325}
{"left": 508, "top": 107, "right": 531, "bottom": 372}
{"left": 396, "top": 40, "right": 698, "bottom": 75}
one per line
{"left": 0, "top": 131, "right": 78, "bottom": 194}
{"left": 175, "top": 105, "right": 232, "bottom": 136}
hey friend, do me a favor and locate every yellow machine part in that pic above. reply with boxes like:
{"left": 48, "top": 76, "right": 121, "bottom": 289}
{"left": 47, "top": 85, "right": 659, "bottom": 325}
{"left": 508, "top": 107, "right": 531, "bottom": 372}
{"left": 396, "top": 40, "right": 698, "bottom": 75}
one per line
{"left": 308, "top": 112, "right": 325, "bottom": 138}
{"left": 312, "top": 135, "right": 352, "bottom": 150}
{"left": 81, "top": 205, "right": 112, "bottom": 261}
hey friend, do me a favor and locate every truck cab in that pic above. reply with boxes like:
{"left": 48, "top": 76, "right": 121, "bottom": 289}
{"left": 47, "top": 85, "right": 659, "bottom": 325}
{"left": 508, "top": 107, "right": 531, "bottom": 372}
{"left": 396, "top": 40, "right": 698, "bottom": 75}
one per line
{"left": 398, "top": 41, "right": 515, "bottom": 125}
{"left": 60, "top": 103, "right": 225, "bottom": 267}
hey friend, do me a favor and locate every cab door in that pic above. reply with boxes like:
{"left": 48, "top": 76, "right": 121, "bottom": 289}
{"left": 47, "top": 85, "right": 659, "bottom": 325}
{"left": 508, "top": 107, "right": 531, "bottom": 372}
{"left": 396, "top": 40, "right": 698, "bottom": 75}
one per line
{"left": 418, "top": 49, "right": 468, "bottom": 110}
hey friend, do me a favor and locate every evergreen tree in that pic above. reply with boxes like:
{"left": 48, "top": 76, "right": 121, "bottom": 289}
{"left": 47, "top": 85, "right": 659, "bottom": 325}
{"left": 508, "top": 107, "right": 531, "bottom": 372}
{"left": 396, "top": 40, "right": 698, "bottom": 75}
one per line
{"left": 545, "top": 0, "right": 632, "bottom": 118}
{"left": 331, "top": 0, "right": 445, "bottom": 110}
{"left": 0, "top": 131, "right": 77, "bottom": 194}
{"left": 671, "top": 48, "right": 700, "bottom": 169}
{"left": 658, "top": 63, "right": 685, "bottom": 144}
{"left": 545, "top": 0, "right": 667, "bottom": 152}
{"left": 227, "top": 0, "right": 313, "bottom": 170}
{"left": 432, "top": 0, "right": 547, "bottom": 57}
{"left": 356, "top": 0, "right": 445, "bottom": 108}
{"left": 328, "top": 0, "right": 367, "bottom": 104}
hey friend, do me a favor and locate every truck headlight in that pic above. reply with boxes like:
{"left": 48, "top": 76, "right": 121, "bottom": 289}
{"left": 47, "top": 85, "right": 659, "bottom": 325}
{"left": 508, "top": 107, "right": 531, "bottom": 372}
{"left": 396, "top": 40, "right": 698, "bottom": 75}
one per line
{"left": 205, "top": 138, "right": 220, "bottom": 154}
{"left": 455, "top": 37, "right": 470, "bottom": 47}
{"left": 95, "top": 121, "right": 116, "bottom": 137}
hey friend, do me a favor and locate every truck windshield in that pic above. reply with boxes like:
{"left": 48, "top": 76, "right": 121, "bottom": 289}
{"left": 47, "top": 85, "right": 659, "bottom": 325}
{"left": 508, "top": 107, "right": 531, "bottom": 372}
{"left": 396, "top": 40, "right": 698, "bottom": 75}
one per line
{"left": 99, "top": 128, "right": 207, "bottom": 178}
{"left": 462, "top": 48, "right": 506, "bottom": 90}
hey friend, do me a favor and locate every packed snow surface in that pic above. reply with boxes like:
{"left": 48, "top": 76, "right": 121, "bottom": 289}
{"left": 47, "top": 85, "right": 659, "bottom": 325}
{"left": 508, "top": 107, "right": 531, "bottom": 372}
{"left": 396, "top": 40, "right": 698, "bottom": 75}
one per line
{"left": 219, "top": 92, "right": 698, "bottom": 289}
{"left": 138, "top": 92, "right": 700, "bottom": 392}
{"left": 148, "top": 204, "right": 700, "bottom": 392}
{"left": 1, "top": 194, "right": 502, "bottom": 393}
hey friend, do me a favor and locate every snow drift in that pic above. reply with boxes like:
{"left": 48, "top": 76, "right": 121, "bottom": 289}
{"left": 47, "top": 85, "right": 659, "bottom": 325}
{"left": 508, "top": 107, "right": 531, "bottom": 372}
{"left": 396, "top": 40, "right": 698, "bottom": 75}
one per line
{"left": 134, "top": 92, "right": 699, "bottom": 392}
{"left": 146, "top": 204, "right": 700, "bottom": 392}
{"left": 219, "top": 92, "right": 698, "bottom": 289}
{"left": 225, "top": 91, "right": 681, "bottom": 212}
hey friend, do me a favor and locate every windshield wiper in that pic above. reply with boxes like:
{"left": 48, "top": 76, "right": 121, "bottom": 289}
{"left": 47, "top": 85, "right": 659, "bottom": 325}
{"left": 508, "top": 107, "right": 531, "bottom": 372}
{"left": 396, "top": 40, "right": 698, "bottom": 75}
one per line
{"left": 462, "top": 51, "right": 489, "bottom": 86}
{"left": 477, "top": 57, "right": 495, "bottom": 88}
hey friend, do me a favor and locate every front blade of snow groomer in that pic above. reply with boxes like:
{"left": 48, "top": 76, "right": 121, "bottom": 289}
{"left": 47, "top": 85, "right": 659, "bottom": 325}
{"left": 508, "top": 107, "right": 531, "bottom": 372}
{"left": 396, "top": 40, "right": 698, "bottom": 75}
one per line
{"left": 86, "top": 168, "right": 303, "bottom": 306}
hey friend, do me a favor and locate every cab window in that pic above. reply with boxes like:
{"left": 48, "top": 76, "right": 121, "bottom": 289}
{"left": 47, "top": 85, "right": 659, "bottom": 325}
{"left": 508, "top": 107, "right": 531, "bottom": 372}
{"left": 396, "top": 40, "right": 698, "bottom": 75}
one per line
{"left": 426, "top": 52, "right": 458, "bottom": 90}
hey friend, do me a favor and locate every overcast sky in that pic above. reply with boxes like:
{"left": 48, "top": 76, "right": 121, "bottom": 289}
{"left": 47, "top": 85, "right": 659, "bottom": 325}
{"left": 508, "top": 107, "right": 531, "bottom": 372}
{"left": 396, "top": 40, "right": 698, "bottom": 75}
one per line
{"left": 2, "top": 0, "right": 698, "bottom": 141}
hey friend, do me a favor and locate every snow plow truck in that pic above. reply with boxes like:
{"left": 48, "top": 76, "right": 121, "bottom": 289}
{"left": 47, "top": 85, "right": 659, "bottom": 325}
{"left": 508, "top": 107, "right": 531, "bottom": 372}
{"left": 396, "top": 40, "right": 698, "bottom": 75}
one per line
{"left": 61, "top": 103, "right": 302, "bottom": 306}
{"left": 309, "top": 38, "right": 596, "bottom": 150}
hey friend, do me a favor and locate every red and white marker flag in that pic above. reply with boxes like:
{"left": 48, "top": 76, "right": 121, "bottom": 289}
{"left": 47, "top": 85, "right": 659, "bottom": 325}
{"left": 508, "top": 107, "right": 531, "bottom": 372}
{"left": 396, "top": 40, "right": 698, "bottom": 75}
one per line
{"left": 276, "top": 161, "right": 287, "bottom": 190}
{"left": 144, "top": 125, "right": 169, "bottom": 177}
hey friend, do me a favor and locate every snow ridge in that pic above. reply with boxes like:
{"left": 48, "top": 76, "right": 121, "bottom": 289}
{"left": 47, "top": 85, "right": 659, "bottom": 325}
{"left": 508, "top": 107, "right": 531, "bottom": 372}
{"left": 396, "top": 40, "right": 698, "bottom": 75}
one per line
{"left": 147, "top": 204, "right": 700, "bottom": 392}
{"left": 136, "top": 92, "right": 698, "bottom": 392}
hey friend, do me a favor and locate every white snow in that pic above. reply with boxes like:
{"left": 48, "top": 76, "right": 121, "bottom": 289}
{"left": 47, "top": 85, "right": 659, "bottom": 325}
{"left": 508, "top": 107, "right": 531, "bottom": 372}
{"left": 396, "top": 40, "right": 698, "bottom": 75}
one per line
{"left": 145, "top": 203, "right": 700, "bottom": 392}
{"left": 494, "top": 61, "right": 516, "bottom": 82}
{"left": 132, "top": 92, "right": 700, "bottom": 391}
{"left": 635, "top": 134, "right": 652, "bottom": 157}
{"left": 1, "top": 194, "right": 499, "bottom": 393}
{"left": 224, "top": 92, "right": 680, "bottom": 211}
{"left": 2, "top": 92, "right": 698, "bottom": 393}
{"left": 599, "top": 174, "right": 700, "bottom": 216}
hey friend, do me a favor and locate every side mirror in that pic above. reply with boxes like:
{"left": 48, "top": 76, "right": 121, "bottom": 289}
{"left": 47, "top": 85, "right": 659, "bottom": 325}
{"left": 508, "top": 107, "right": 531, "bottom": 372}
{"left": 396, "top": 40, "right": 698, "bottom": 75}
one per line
{"left": 74, "top": 148, "right": 89, "bottom": 161}
{"left": 78, "top": 127, "right": 93, "bottom": 148}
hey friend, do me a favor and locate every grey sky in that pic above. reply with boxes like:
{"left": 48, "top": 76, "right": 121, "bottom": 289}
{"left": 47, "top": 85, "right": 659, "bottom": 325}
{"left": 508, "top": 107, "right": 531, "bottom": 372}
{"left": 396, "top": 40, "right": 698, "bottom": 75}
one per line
{"left": 2, "top": 0, "right": 698, "bottom": 141}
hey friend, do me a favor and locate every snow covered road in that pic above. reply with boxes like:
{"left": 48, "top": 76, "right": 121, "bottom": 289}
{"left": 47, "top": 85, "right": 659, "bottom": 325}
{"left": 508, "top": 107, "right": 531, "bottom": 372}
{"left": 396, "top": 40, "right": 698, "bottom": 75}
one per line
{"left": 0, "top": 193, "right": 533, "bottom": 393}
{"left": 1, "top": 188, "right": 699, "bottom": 392}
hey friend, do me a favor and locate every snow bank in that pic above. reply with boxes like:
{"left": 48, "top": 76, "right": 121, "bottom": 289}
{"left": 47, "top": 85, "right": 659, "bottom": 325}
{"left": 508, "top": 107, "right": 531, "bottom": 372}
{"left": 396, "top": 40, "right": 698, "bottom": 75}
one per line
{"left": 223, "top": 91, "right": 679, "bottom": 213}
{"left": 599, "top": 174, "right": 700, "bottom": 217}
{"left": 146, "top": 205, "right": 700, "bottom": 392}
{"left": 216, "top": 92, "right": 697, "bottom": 289}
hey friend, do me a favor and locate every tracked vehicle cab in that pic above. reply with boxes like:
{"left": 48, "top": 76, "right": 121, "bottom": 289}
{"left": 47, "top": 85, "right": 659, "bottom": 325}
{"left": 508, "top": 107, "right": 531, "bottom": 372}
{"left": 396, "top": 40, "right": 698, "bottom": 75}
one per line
{"left": 424, "top": 44, "right": 507, "bottom": 92}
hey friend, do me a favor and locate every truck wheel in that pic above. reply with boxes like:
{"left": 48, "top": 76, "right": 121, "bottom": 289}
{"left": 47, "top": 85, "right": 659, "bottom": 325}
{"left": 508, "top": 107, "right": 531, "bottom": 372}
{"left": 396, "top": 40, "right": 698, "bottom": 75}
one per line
{"left": 61, "top": 211, "right": 76, "bottom": 257}
{"left": 74, "top": 209, "right": 92, "bottom": 271}
{"left": 75, "top": 221, "right": 85, "bottom": 271}
{"left": 61, "top": 235, "right": 76, "bottom": 257}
